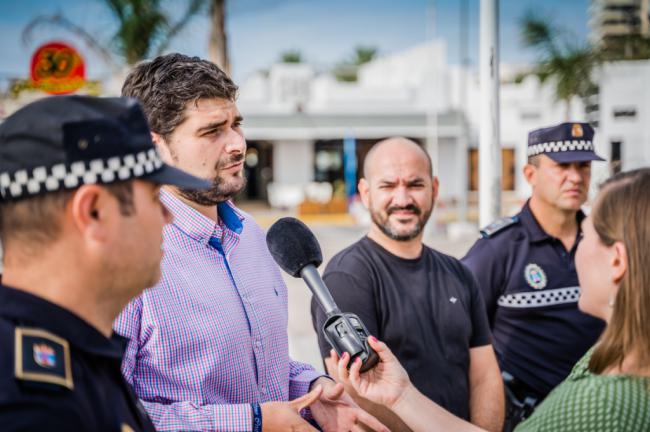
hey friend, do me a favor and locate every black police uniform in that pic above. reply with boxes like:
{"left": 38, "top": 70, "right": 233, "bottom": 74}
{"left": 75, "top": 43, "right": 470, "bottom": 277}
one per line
{"left": 462, "top": 202, "right": 604, "bottom": 398}
{"left": 462, "top": 122, "right": 606, "bottom": 429}
{"left": 0, "top": 285, "right": 156, "bottom": 431}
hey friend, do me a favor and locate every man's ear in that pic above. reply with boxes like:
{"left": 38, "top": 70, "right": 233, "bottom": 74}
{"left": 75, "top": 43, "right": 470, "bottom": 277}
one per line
{"left": 523, "top": 163, "right": 537, "bottom": 187}
{"left": 431, "top": 176, "right": 440, "bottom": 201}
{"left": 358, "top": 178, "right": 370, "bottom": 209}
{"left": 69, "top": 185, "right": 111, "bottom": 243}
{"left": 151, "top": 132, "right": 174, "bottom": 164}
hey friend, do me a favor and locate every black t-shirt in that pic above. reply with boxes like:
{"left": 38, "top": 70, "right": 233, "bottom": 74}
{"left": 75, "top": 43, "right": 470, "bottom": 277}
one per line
{"left": 310, "top": 236, "right": 492, "bottom": 420}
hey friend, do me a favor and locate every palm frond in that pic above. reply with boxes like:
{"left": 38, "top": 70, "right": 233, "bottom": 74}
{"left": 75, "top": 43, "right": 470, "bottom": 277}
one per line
{"left": 156, "top": 0, "right": 208, "bottom": 56}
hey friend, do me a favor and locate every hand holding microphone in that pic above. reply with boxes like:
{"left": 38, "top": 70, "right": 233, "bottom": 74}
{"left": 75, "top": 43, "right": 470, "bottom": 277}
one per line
{"left": 266, "top": 217, "right": 379, "bottom": 372}
{"left": 334, "top": 336, "right": 411, "bottom": 410}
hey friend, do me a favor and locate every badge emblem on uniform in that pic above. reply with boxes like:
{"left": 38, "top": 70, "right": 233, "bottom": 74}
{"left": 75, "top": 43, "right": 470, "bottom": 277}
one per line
{"left": 33, "top": 343, "right": 56, "bottom": 368}
{"left": 524, "top": 263, "right": 547, "bottom": 289}
{"left": 14, "top": 327, "right": 74, "bottom": 390}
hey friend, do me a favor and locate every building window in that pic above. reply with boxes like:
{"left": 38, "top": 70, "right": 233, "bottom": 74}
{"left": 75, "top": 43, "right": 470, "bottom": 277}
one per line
{"left": 612, "top": 107, "right": 637, "bottom": 119}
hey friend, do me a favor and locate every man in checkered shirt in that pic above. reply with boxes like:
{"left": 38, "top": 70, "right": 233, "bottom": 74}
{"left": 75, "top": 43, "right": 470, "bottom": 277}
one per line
{"left": 113, "top": 54, "right": 387, "bottom": 432}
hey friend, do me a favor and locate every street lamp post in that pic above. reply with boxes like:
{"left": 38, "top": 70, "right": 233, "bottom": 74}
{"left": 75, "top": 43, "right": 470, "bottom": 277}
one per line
{"left": 479, "top": 0, "right": 502, "bottom": 227}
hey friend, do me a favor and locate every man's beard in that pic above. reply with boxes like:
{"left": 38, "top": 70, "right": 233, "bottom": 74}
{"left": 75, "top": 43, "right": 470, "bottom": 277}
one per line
{"left": 369, "top": 203, "right": 432, "bottom": 241}
{"left": 179, "top": 154, "right": 247, "bottom": 206}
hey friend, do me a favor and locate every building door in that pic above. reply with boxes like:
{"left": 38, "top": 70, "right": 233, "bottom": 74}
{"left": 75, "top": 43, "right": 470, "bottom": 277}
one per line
{"left": 611, "top": 141, "right": 622, "bottom": 175}
{"left": 468, "top": 148, "right": 516, "bottom": 191}
{"left": 240, "top": 140, "right": 273, "bottom": 201}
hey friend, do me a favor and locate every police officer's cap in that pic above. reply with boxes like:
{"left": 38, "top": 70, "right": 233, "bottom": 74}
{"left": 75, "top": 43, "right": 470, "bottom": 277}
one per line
{"left": 0, "top": 95, "right": 210, "bottom": 202}
{"left": 527, "top": 122, "right": 605, "bottom": 163}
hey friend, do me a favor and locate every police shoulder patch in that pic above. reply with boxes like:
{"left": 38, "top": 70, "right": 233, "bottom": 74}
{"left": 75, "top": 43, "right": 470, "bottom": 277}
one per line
{"left": 14, "top": 327, "right": 74, "bottom": 390}
{"left": 480, "top": 216, "right": 519, "bottom": 238}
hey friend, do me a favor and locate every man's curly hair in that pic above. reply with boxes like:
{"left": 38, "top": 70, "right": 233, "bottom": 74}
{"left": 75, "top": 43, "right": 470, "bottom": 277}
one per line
{"left": 121, "top": 53, "right": 238, "bottom": 140}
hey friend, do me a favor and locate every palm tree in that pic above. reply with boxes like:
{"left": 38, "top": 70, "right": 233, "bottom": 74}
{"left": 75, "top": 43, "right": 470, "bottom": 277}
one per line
{"left": 280, "top": 50, "right": 303, "bottom": 63}
{"left": 24, "top": 0, "right": 206, "bottom": 67}
{"left": 208, "top": 0, "right": 230, "bottom": 74}
{"left": 520, "top": 13, "right": 600, "bottom": 120}
{"left": 333, "top": 46, "right": 378, "bottom": 82}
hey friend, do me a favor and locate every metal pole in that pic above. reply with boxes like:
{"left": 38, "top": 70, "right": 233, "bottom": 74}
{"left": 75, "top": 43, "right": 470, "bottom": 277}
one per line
{"left": 458, "top": 0, "right": 469, "bottom": 223}
{"left": 425, "top": 0, "right": 439, "bottom": 176}
{"left": 423, "top": 0, "right": 439, "bottom": 240}
{"left": 479, "top": 0, "right": 501, "bottom": 227}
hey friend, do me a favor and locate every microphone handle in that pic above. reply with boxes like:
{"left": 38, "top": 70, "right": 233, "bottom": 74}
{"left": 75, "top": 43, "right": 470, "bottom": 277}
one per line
{"left": 300, "top": 265, "right": 341, "bottom": 317}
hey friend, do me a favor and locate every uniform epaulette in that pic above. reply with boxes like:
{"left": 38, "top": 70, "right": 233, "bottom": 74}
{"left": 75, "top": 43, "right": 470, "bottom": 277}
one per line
{"left": 14, "top": 327, "right": 74, "bottom": 390}
{"left": 480, "top": 216, "right": 519, "bottom": 239}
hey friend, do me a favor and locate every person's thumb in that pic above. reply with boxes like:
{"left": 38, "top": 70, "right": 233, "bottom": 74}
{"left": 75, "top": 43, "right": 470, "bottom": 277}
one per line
{"left": 290, "top": 385, "right": 323, "bottom": 411}
{"left": 367, "top": 336, "right": 395, "bottom": 364}
{"left": 322, "top": 382, "right": 345, "bottom": 400}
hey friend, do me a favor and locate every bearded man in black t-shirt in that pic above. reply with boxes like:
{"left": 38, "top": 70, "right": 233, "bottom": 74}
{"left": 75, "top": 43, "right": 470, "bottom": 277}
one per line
{"left": 310, "top": 137, "right": 504, "bottom": 432}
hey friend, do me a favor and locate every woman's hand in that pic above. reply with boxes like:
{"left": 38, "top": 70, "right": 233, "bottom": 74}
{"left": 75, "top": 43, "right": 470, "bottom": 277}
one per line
{"left": 335, "top": 337, "right": 486, "bottom": 432}
{"left": 334, "top": 336, "right": 412, "bottom": 409}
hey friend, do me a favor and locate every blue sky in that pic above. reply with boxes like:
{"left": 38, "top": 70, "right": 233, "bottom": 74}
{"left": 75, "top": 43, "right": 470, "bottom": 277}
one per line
{"left": 0, "top": 0, "right": 591, "bottom": 84}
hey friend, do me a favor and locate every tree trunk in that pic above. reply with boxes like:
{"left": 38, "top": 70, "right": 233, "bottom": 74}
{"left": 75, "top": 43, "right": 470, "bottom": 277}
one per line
{"left": 564, "top": 98, "right": 572, "bottom": 121}
{"left": 208, "top": 0, "right": 230, "bottom": 75}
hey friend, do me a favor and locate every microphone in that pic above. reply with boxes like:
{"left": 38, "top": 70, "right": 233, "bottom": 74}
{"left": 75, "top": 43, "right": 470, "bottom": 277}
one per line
{"left": 267, "top": 217, "right": 379, "bottom": 372}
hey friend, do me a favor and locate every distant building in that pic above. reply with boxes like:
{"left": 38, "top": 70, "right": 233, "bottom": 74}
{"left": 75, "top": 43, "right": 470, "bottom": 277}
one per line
{"left": 596, "top": 60, "right": 650, "bottom": 179}
{"left": 590, "top": 0, "right": 650, "bottom": 39}
{"left": 237, "top": 40, "right": 584, "bottom": 210}
{"left": 589, "top": 0, "right": 650, "bottom": 58}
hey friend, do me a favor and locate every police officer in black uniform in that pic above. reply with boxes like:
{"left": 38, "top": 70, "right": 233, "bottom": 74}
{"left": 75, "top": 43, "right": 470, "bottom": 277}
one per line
{"left": 462, "top": 122, "right": 607, "bottom": 431}
{"left": 0, "top": 96, "right": 208, "bottom": 430}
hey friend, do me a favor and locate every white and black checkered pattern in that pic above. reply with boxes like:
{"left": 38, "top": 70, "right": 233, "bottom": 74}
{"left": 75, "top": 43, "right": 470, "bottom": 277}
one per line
{"left": 0, "top": 148, "right": 164, "bottom": 200}
{"left": 497, "top": 286, "right": 580, "bottom": 308}
{"left": 527, "top": 140, "right": 594, "bottom": 157}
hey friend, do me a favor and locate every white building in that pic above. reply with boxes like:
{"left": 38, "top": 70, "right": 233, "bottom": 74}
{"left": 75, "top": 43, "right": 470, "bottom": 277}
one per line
{"left": 237, "top": 40, "right": 585, "bottom": 210}
{"left": 597, "top": 60, "right": 650, "bottom": 179}
{"left": 589, "top": 0, "right": 650, "bottom": 42}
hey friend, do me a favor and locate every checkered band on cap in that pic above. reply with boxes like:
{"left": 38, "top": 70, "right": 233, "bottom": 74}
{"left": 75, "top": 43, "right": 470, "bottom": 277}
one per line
{"left": 0, "top": 148, "right": 164, "bottom": 200}
{"left": 527, "top": 140, "right": 594, "bottom": 157}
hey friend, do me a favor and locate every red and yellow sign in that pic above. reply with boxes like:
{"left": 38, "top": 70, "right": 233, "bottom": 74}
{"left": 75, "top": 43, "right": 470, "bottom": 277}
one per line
{"left": 30, "top": 42, "right": 86, "bottom": 95}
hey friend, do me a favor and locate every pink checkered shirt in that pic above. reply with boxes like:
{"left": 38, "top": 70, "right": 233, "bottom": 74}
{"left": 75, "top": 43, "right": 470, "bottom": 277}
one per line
{"left": 114, "top": 189, "right": 323, "bottom": 431}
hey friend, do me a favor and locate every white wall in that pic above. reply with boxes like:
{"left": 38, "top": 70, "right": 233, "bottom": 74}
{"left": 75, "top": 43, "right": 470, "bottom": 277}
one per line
{"left": 599, "top": 61, "right": 650, "bottom": 172}
{"left": 436, "top": 138, "right": 460, "bottom": 200}
{"left": 272, "top": 140, "right": 314, "bottom": 185}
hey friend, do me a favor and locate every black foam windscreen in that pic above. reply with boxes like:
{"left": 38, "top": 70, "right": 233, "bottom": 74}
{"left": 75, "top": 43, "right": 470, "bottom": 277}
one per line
{"left": 266, "top": 217, "right": 323, "bottom": 277}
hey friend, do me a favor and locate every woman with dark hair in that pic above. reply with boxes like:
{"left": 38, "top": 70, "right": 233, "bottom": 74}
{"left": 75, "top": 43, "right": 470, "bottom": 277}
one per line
{"left": 336, "top": 168, "right": 650, "bottom": 432}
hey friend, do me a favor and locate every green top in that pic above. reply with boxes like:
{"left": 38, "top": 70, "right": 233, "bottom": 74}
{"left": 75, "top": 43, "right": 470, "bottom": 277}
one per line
{"left": 516, "top": 349, "right": 650, "bottom": 432}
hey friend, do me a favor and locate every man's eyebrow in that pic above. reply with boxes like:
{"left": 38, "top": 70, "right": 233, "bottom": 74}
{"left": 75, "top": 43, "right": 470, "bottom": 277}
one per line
{"left": 407, "top": 177, "right": 425, "bottom": 183}
{"left": 196, "top": 120, "right": 227, "bottom": 135}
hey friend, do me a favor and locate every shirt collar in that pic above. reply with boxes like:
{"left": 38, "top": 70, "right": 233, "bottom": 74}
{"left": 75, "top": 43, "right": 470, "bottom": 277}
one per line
{"left": 160, "top": 188, "right": 245, "bottom": 245}
{"left": 520, "top": 199, "right": 586, "bottom": 243}
{"left": 0, "top": 285, "right": 124, "bottom": 360}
